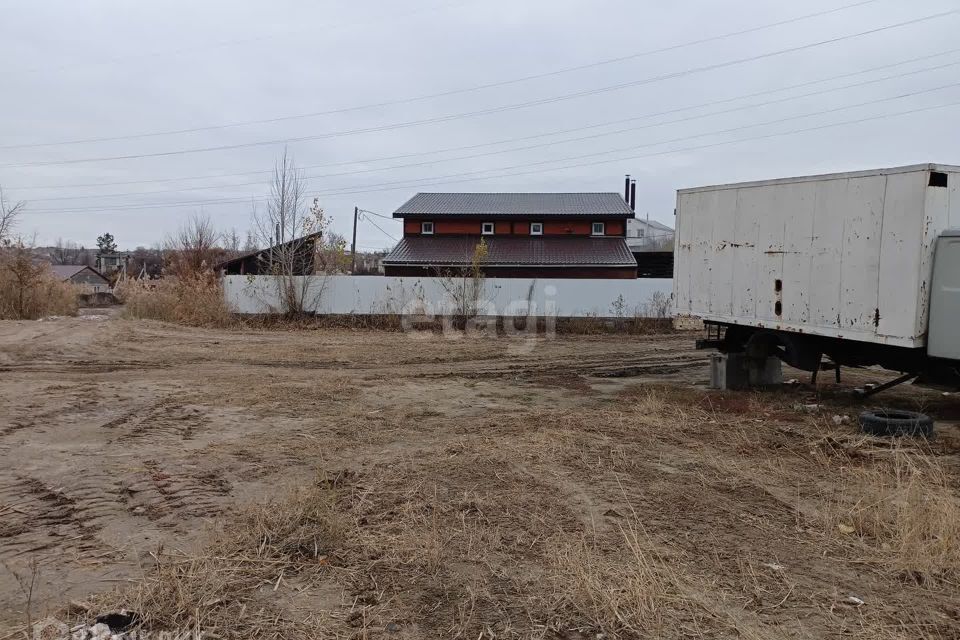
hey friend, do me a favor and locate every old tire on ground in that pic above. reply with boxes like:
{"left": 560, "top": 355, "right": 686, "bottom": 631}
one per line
{"left": 858, "top": 409, "right": 934, "bottom": 438}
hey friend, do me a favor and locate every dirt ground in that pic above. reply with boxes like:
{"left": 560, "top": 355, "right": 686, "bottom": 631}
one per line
{"left": 1, "top": 312, "right": 958, "bottom": 639}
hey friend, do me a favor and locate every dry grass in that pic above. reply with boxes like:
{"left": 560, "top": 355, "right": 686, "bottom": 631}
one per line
{"left": 90, "top": 476, "right": 343, "bottom": 639}
{"left": 0, "top": 263, "right": 78, "bottom": 320}
{"left": 557, "top": 316, "right": 674, "bottom": 335}
{"left": 826, "top": 447, "right": 960, "bottom": 578}
{"left": 9, "top": 322, "right": 958, "bottom": 639}
{"left": 547, "top": 523, "right": 704, "bottom": 636}
{"left": 117, "top": 275, "right": 233, "bottom": 327}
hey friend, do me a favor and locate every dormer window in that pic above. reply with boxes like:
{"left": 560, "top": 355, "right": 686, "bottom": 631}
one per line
{"left": 530, "top": 222, "right": 543, "bottom": 235}
{"left": 421, "top": 221, "right": 434, "bottom": 235}
{"left": 591, "top": 222, "right": 605, "bottom": 236}
{"left": 481, "top": 222, "right": 495, "bottom": 235}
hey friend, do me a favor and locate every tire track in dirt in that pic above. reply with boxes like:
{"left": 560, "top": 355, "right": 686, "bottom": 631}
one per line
{"left": 402, "top": 352, "right": 708, "bottom": 380}
{"left": 0, "top": 476, "right": 109, "bottom": 558}
{"left": 0, "top": 359, "right": 173, "bottom": 374}
{"left": 120, "top": 461, "right": 232, "bottom": 523}
{"left": 101, "top": 401, "right": 208, "bottom": 443}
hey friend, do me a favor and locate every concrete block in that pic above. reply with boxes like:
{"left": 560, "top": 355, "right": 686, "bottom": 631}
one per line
{"left": 749, "top": 355, "right": 783, "bottom": 387}
{"left": 673, "top": 314, "right": 705, "bottom": 331}
{"left": 710, "top": 353, "right": 782, "bottom": 390}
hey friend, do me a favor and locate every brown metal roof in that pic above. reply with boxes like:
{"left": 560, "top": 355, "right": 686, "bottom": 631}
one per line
{"left": 393, "top": 193, "right": 634, "bottom": 218}
{"left": 382, "top": 236, "right": 637, "bottom": 267}
{"left": 214, "top": 232, "right": 322, "bottom": 273}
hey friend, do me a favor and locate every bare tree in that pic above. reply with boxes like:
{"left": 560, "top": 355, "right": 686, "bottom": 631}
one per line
{"left": 0, "top": 186, "right": 24, "bottom": 247}
{"left": 164, "top": 212, "right": 222, "bottom": 277}
{"left": 243, "top": 230, "right": 259, "bottom": 253}
{"left": 223, "top": 227, "right": 243, "bottom": 258}
{"left": 51, "top": 238, "right": 87, "bottom": 265}
{"left": 251, "top": 149, "right": 336, "bottom": 317}
{"left": 253, "top": 149, "right": 310, "bottom": 250}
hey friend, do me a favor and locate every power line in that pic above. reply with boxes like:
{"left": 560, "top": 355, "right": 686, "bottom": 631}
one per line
{"left": 4, "top": 8, "right": 956, "bottom": 169}
{"left": 359, "top": 212, "right": 399, "bottom": 242}
{"left": 0, "top": 0, "right": 475, "bottom": 78}
{"left": 322, "top": 100, "right": 960, "bottom": 197}
{"left": 20, "top": 59, "right": 960, "bottom": 204}
{"left": 358, "top": 209, "right": 395, "bottom": 221}
{"left": 12, "top": 46, "right": 960, "bottom": 194}
{"left": 22, "top": 93, "right": 960, "bottom": 214}
{"left": 0, "top": 0, "right": 882, "bottom": 150}
{"left": 283, "top": 80, "right": 960, "bottom": 196}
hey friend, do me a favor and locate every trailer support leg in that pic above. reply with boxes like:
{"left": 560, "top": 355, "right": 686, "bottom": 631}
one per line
{"left": 835, "top": 364, "right": 841, "bottom": 384}
{"left": 854, "top": 372, "right": 918, "bottom": 398}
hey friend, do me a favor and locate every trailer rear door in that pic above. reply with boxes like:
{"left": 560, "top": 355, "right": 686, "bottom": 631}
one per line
{"left": 928, "top": 230, "right": 960, "bottom": 361}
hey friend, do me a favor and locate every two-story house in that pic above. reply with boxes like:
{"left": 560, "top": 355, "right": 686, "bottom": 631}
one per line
{"left": 382, "top": 193, "right": 637, "bottom": 279}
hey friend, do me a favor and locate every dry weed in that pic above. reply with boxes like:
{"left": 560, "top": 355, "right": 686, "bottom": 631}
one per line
{"left": 117, "top": 275, "right": 233, "bottom": 327}
{"left": 557, "top": 316, "right": 673, "bottom": 335}
{"left": 0, "top": 261, "right": 78, "bottom": 319}
{"left": 827, "top": 447, "right": 960, "bottom": 578}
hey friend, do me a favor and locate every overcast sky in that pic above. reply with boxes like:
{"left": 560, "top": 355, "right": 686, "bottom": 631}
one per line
{"left": 1, "top": 0, "right": 958, "bottom": 250}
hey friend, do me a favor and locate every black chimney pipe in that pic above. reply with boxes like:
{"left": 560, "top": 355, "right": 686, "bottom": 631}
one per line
{"left": 629, "top": 180, "right": 637, "bottom": 212}
{"left": 624, "top": 175, "right": 631, "bottom": 204}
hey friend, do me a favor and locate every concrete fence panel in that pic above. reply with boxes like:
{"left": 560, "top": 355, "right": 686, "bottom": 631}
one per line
{"left": 223, "top": 275, "right": 672, "bottom": 318}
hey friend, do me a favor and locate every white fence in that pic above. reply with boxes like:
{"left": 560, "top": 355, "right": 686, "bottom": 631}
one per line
{"left": 223, "top": 275, "right": 673, "bottom": 318}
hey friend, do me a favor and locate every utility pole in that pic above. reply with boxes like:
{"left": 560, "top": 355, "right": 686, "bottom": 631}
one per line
{"left": 351, "top": 206, "right": 359, "bottom": 274}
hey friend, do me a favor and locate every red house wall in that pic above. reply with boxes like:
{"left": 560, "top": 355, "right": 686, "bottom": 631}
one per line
{"left": 402, "top": 218, "right": 627, "bottom": 236}
{"left": 384, "top": 265, "right": 636, "bottom": 279}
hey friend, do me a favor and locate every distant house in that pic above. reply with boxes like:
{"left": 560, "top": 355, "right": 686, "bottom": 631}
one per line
{"left": 50, "top": 265, "right": 111, "bottom": 293}
{"left": 352, "top": 250, "right": 386, "bottom": 275}
{"left": 626, "top": 217, "right": 674, "bottom": 251}
{"left": 96, "top": 253, "right": 125, "bottom": 274}
{"left": 382, "top": 193, "right": 638, "bottom": 279}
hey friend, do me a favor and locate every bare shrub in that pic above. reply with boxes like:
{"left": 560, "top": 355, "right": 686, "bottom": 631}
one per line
{"left": 0, "top": 193, "right": 80, "bottom": 319}
{"left": 164, "top": 212, "right": 223, "bottom": 278}
{"left": 437, "top": 238, "right": 488, "bottom": 326}
{"left": 0, "top": 244, "right": 79, "bottom": 319}
{"left": 117, "top": 275, "right": 232, "bottom": 327}
{"left": 644, "top": 290, "right": 671, "bottom": 318}
{"left": 826, "top": 448, "right": 960, "bottom": 576}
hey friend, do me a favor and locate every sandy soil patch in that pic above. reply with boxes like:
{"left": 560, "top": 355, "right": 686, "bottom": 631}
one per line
{"left": 1, "top": 315, "right": 958, "bottom": 638}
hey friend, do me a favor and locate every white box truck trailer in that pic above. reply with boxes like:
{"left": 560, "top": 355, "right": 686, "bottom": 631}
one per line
{"left": 674, "top": 163, "right": 960, "bottom": 390}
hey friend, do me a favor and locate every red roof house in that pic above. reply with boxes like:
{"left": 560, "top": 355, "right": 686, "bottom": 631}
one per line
{"left": 382, "top": 193, "right": 637, "bottom": 279}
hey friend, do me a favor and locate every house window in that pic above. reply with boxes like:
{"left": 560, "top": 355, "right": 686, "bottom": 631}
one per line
{"left": 591, "top": 222, "right": 605, "bottom": 236}
{"left": 530, "top": 222, "right": 543, "bottom": 235}
{"left": 481, "top": 222, "right": 495, "bottom": 235}
{"left": 639, "top": 228, "right": 645, "bottom": 238}
{"left": 421, "top": 222, "right": 434, "bottom": 235}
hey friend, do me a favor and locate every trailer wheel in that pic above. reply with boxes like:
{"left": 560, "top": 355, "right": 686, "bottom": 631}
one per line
{"left": 858, "top": 409, "right": 934, "bottom": 438}
{"left": 745, "top": 331, "right": 822, "bottom": 371}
